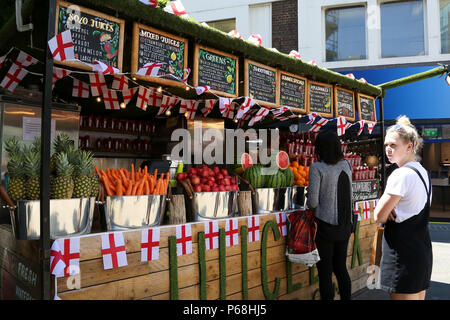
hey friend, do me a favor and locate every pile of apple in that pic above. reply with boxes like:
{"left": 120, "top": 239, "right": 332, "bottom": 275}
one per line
{"left": 177, "top": 164, "right": 239, "bottom": 192}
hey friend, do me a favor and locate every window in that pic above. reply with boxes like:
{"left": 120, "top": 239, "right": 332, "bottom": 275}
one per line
{"left": 249, "top": 3, "right": 272, "bottom": 48}
{"left": 206, "top": 19, "right": 236, "bottom": 34}
{"left": 325, "top": 6, "right": 366, "bottom": 62}
{"left": 441, "top": 0, "right": 450, "bottom": 53}
{"left": 380, "top": 0, "right": 425, "bottom": 58}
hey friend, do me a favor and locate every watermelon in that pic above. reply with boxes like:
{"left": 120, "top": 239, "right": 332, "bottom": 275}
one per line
{"left": 276, "top": 151, "right": 290, "bottom": 170}
{"left": 243, "top": 164, "right": 265, "bottom": 189}
{"left": 266, "top": 169, "right": 286, "bottom": 188}
{"left": 241, "top": 152, "right": 253, "bottom": 171}
{"left": 282, "top": 168, "right": 294, "bottom": 187}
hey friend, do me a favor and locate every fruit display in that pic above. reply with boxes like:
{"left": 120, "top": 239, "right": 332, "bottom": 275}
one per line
{"left": 280, "top": 132, "right": 318, "bottom": 166}
{"left": 97, "top": 165, "right": 170, "bottom": 196}
{"left": 4, "top": 137, "right": 26, "bottom": 202}
{"left": 177, "top": 164, "right": 239, "bottom": 192}
{"left": 288, "top": 161, "right": 309, "bottom": 186}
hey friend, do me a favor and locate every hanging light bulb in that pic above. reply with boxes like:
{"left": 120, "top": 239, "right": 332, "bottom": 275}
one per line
{"left": 132, "top": 77, "right": 137, "bottom": 81}
{"left": 165, "top": 110, "right": 171, "bottom": 116}
{"left": 233, "top": 118, "right": 238, "bottom": 123}
{"left": 185, "top": 86, "right": 190, "bottom": 91}
{"left": 298, "top": 114, "right": 302, "bottom": 118}
{"left": 96, "top": 97, "right": 102, "bottom": 103}
{"left": 157, "top": 87, "right": 163, "bottom": 93}
{"left": 184, "top": 112, "right": 188, "bottom": 118}
{"left": 120, "top": 102, "right": 126, "bottom": 109}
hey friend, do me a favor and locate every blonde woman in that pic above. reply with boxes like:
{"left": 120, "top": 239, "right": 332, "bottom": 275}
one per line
{"left": 374, "top": 115, "right": 432, "bottom": 300}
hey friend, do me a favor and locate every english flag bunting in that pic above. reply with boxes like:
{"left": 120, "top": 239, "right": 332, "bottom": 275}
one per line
{"left": 158, "top": 95, "right": 178, "bottom": 115}
{"left": 0, "top": 54, "right": 6, "bottom": 69}
{"left": 307, "top": 112, "right": 318, "bottom": 124}
{"left": 112, "top": 74, "right": 129, "bottom": 90}
{"left": 147, "top": 87, "right": 162, "bottom": 107}
{"left": 359, "top": 78, "right": 367, "bottom": 83}
{"left": 248, "top": 107, "right": 270, "bottom": 127}
{"left": 308, "top": 60, "right": 317, "bottom": 66}
{"left": 136, "top": 86, "right": 150, "bottom": 110}
{"left": 89, "top": 73, "right": 107, "bottom": 96}
{"left": 289, "top": 50, "right": 301, "bottom": 60}
{"left": 248, "top": 34, "right": 262, "bottom": 46}
{"left": 357, "top": 120, "right": 365, "bottom": 135}
{"left": 362, "top": 201, "right": 371, "bottom": 219}
{"left": 195, "top": 85, "right": 210, "bottom": 95}
{"left": 0, "top": 63, "right": 28, "bottom": 92}
{"left": 276, "top": 212, "right": 288, "bottom": 237}
{"left": 225, "top": 218, "right": 239, "bottom": 247}
{"left": 139, "top": 0, "right": 158, "bottom": 6}
{"left": 101, "top": 232, "right": 128, "bottom": 270}
{"left": 164, "top": 0, "right": 190, "bottom": 18}
{"left": 276, "top": 112, "right": 297, "bottom": 121}
{"left": 136, "top": 62, "right": 164, "bottom": 77}
{"left": 272, "top": 106, "right": 290, "bottom": 117}
{"left": 203, "top": 221, "right": 219, "bottom": 250}
{"left": 72, "top": 78, "right": 90, "bottom": 98}
{"left": 336, "top": 116, "right": 347, "bottom": 136}
{"left": 222, "top": 101, "right": 235, "bottom": 119}
{"left": 247, "top": 216, "right": 260, "bottom": 243}
{"left": 228, "top": 29, "right": 242, "bottom": 39}
{"left": 141, "top": 228, "right": 160, "bottom": 262}
{"left": 219, "top": 97, "right": 233, "bottom": 114}
{"left": 345, "top": 73, "right": 356, "bottom": 79}
{"left": 50, "top": 240, "right": 66, "bottom": 277}
{"left": 354, "top": 202, "right": 362, "bottom": 221}
{"left": 309, "top": 117, "right": 329, "bottom": 132}
{"left": 15, "top": 50, "right": 38, "bottom": 68}
{"left": 367, "top": 122, "right": 375, "bottom": 134}
{"left": 52, "top": 67, "right": 71, "bottom": 89}
{"left": 92, "top": 60, "right": 119, "bottom": 75}
{"left": 235, "top": 97, "right": 256, "bottom": 119}
{"left": 103, "top": 89, "right": 120, "bottom": 110}
{"left": 180, "top": 100, "right": 199, "bottom": 119}
{"left": 56, "top": 237, "right": 80, "bottom": 277}
{"left": 122, "top": 87, "right": 138, "bottom": 105}
{"left": 238, "top": 108, "right": 257, "bottom": 127}
{"left": 48, "top": 30, "right": 75, "bottom": 62}
{"left": 182, "top": 67, "right": 191, "bottom": 83}
{"left": 201, "top": 99, "right": 216, "bottom": 117}
{"left": 176, "top": 224, "right": 192, "bottom": 256}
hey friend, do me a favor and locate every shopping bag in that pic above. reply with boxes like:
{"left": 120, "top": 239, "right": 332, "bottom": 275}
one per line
{"left": 286, "top": 210, "right": 320, "bottom": 267}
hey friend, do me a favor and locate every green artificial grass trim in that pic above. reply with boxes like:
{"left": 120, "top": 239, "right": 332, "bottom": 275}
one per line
{"left": 286, "top": 259, "right": 302, "bottom": 293}
{"left": 168, "top": 235, "right": 179, "bottom": 300}
{"left": 240, "top": 225, "right": 248, "bottom": 300}
{"left": 261, "top": 220, "right": 281, "bottom": 300}
{"left": 309, "top": 265, "right": 319, "bottom": 285}
{"left": 219, "top": 228, "right": 226, "bottom": 300}
{"left": 198, "top": 232, "right": 207, "bottom": 300}
{"left": 351, "top": 221, "right": 363, "bottom": 268}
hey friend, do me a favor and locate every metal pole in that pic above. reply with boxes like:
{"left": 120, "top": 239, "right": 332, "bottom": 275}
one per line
{"left": 379, "top": 96, "right": 386, "bottom": 190}
{"left": 40, "top": 0, "right": 56, "bottom": 300}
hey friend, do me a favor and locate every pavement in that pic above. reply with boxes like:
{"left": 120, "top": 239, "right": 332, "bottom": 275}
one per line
{"left": 351, "top": 220, "right": 450, "bottom": 300}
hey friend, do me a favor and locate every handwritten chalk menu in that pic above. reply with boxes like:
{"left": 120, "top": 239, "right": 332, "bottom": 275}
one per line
{"left": 193, "top": 45, "right": 238, "bottom": 98}
{"left": 245, "top": 60, "right": 278, "bottom": 108}
{"left": 352, "top": 180, "right": 379, "bottom": 202}
{"left": 357, "top": 93, "right": 377, "bottom": 122}
{"left": 278, "top": 71, "right": 307, "bottom": 113}
{"left": 308, "top": 81, "right": 333, "bottom": 117}
{"left": 132, "top": 23, "right": 188, "bottom": 87}
{"left": 55, "top": 1, "right": 125, "bottom": 71}
{"left": 334, "top": 87, "right": 355, "bottom": 121}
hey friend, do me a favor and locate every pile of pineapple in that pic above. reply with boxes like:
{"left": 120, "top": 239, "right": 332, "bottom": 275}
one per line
{"left": 5, "top": 133, "right": 98, "bottom": 202}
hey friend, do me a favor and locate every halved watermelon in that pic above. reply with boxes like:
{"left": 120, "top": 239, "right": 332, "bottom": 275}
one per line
{"left": 276, "top": 151, "right": 290, "bottom": 170}
{"left": 241, "top": 152, "right": 254, "bottom": 171}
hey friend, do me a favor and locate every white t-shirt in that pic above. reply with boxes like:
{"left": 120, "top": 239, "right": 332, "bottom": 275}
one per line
{"left": 384, "top": 161, "right": 432, "bottom": 223}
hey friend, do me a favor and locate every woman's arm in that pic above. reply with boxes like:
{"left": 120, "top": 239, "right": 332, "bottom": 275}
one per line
{"left": 306, "top": 165, "right": 320, "bottom": 209}
{"left": 374, "top": 192, "right": 402, "bottom": 223}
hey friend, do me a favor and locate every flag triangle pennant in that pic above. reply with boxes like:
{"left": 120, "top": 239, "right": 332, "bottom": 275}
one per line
{"left": 50, "top": 240, "right": 66, "bottom": 277}
{"left": 101, "top": 232, "right": 128, "bottom": 270}
{"left": 136, "top": 62, "right": 164, "bottom": 77}
{"left": 72, "top": 78, "right": 90, "bottom": 98}
{"left": 52, "top": 67, "right": 71, "bottom": 89}
{"left": 122, "top": 87, "right": 138, "bottom": 105}
{"left": 48, "top": 30, "right": 75, "bottom": 62}
{"left": 176, "top": 224, "right": 192, "bottom": 256}
{"left": 56, "top": 237, "right": 80, "bottom": 277}
{"left": 141, "top": 228, "right": 160, "bottom": 262}
{"left": 112, "top": 75, "right": 129, "bottom": 90}
{"left": 248, "top": 107, "right": 270, "bottom": 127}
{"left": 0, "top": 63, "right": 28, "bottom": 92}
{"left": 201, "top": 99, "right": 216, "bottom": 117}
{"left": 164, "top": 0, "right": 190, "bottom": 18}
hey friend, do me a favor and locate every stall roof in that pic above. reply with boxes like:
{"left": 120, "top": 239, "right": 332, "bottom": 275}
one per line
{"left": 0, "top": 0, "right": 383, "bottom": 98}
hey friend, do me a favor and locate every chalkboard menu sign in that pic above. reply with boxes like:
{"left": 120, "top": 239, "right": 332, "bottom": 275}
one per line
{"left": 278, "top": 71, "right": 308, "bottom": 114}
{"left": 132, "top": 23, "right": 188, "bottom": 88}
{"left": 193, "top": 45, "right": 238, "bottom": 98}
{"left": 334, "top": 87, "right": 355, "bottom": 121}
{"left": 55, "top": 1, "right": 125, "bottom": 71}
{"left": 308, "top": 81, "right": 333, "bottom": 117}
{"left": 352, "top": 180, "right": 379, "bottom": 202}
{"left": 245, "top": 59, "right": 278, "bottom": 108}
{"left": 357, "top": 93, "right": 377, "bottom": 122}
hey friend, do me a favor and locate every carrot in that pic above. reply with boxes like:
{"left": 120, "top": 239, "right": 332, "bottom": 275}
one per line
{"left": 143, "top": 166, "right": 148, "bottom": 176}
{"left": 125, "top": 181, "right": 133, "bottom": 195}
{"left": 153, "top": 169, "right": 158, "bottom": 182}
{"left": 148, "top": 176, "right": 154, "bottom": 194}
{"left": 144, "top": 179, "right": 150, "bottom": 195}
{"left": 116, "top": 179, "right": 123, "bottom": 196}
{"left": 94, "top": 165, "right": 100, "bottom": 176}
{"left": 101, "top": 176, "right": 114, "bottom": 196}
{"left": 136, "top": 178, "right": 145, "bottom": 195}
{"left": 131, "top": 179, "right": 140, "bottom": 195}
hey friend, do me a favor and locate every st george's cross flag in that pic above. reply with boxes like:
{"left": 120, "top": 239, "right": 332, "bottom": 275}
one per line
{"left": 50, "top": 240, "right": 66, "bottom": 277}
{"left": 228, "top": 29, "right": 242, "bottom": 39}
{"left": 357, "top": 120, "right": 365, "bottom": 136}
{"left": 15, "top": 50, "right": 38, "bottom": 68}
{"left": 89, "top": 73, "right": 107, "bottom": 96}
{"left": 336, "top": 116, "right": 347, "bottom": 136}
{"left": 248, "top": 107, "right": 270, "bottom": 127}
{"left": 235, "top": 97, "right": 256, "bottom": 119}
{"left": 103, "top": 89, "right": 120, "bottom": 110}
{"left": 362, "top": 201, "right": 371, "bottom": 219}
{"left": 121, "top": 87, "right": 138, "bottom": 105}
{"left": 92, "top": 60, "right": 119, "bottom": 75}
{"left": 248, "top": 34, "right": 262, "bottom": 46}
{"left": 276, "top": 212, "right": 288, "bottom": 237}
{"left": 237, "top": 108, "right": 257, "bottom": 127}
{"left": 203, "top": 221, "right": 219, "bottom": 250}
{"left": 0, "top": 63, "right": 28, "bottom": 92}
{"left": 309, "top": 117, "right": 329, "bottom": 133}
{"left": 72, "top": 79, "right": 90, "bottom": 98}
{"left": 111, "top": 74, "right": 129, "bottom": 90}
{"left": 306, "top": 112, "right": 318, "bottom": 124}
{"left": 101, "top": 232, "right": 128, "bottom": 270}
{"left": 158, "top": 95, "right": 178, "bottom": 115}
{"left": 139, "top": 0, "right": 158, "bottom": 7}
{"left": 272, "top": 106, "right": 290, "bottom": 118}
{"left": 219, "top": 97, "right": 233, "bottom": 114}
{"left": 354, "top": 202, "right": 362, "bottom": 221}
{"left": 179, "top": 99, "right": 199, "bottom": 119}
{"left": 201, "top": 99, "right": 217, "bottom": 117}
{"left": 136, "top": 62, "right": 164, "bottom": 77}
{"left": 55, "top": 237, "right": 80, "bottom": 277}
{"left": 48, "top": 30, "right": 75, "bottom": 62}
{"left": 141, "top": 228, "right": 160, "bottom": 262}
{"left": 164, "top": 0, "right": 190, "bottom": 19}
{"left": 222, "top": 101, "right": 235, "bottom": 119}
{"left": 247, "top": 216, "right": 260, "bottom": 243}
{"left": 225, "top": 218, "right": 239, "bottom": 247}
{"left": 136, "top": 86, "right": 150, "bottom": 110}
{"left": 289, "top": 50, "right": 301, "bottom": 60}
{"left": 367, "top": 122, "right": 376, "bottom": 134}
{"left": 176, "top": 224, "right": 193, "bottom": 256}
{"left": 52, "top": 67, "right": 71, "bottom": 89}
{"left": 194, "top": 85, "right": 210, "bottom": 95}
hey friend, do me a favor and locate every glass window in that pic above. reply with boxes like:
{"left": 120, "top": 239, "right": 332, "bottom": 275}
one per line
{"left": 380, "top": 0, "right": 425, "bottom": 58}
{"left": 325, "top": 6, "right": 366, "bottom": 62}
{"left": 205, "top": 19, "right": 236, "bottom": 34}
{"left": 441, "top": 0, "right": 450, "bottom": 53}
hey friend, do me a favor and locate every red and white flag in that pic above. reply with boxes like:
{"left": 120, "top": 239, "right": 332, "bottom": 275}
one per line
{"left": 180, "top": 99, "right": 199, "bottom": 119}
{"left": 136, "top": 86, "right": 150, "bottom": 110}
{"left": 52, "top": 67, "right": 71, "bottom": 89}
{"left": 248, "top": 34, "right": 262, "bottom": 46}
{"left": 357, "top": 120, "right": 365, "bottom": 136}
{"left": 92, "top": 60, "right": 119, "bottom": 75}
{"left": 0, "top": 63, "right": 28, "bottom": 92}
{"left": 228, "top": 29, "right": 242, "bottom": 39}
{"left": 201, "top": 99, "right": 216, "bottom": 117}
{"left": 112, "top": 75, "right": 129, "bottom": 90}
{"left": 247, "top": 216, "right": 260, "bottom": 243}
{"left": 276, "top": 212, "right": 288, "bottom": 237}
{"left": 148, "top": 87, "right": 162, "bottom": 107}
{"left": 101, "top": 232, "right": 128, "bottom": 270}
{"left": 48, "top": 30, "right": 75, "bottom": 62}
{"left": 176, "top": 224, "right": 192, "bottom": 256}
{"left": 141, "top": 228, "right": 160, "bottom": 262}
{"left": 195, "top": 85, "right": 210, "bottom": 95}
{"left": 354, "top": 202, "right": 362, "bottom": 221}
{"left": 248, "top": 107, "right": 270, "bottom": 127}
{"left": 203, "top": 221, "right": 219, "bottom": 250}
{"left": 362, "top": 201, "right": 371, "bottom": 219}
{"left": 225, "top": 218, "right": 239, "bottom": 247}
{"left": 72, "top": 78, "right": 90, "bottom": 98}
{"left": 103, "top": 89, "right": 120, "bottom": 110}
{"left": 164, "top": 0, "right": 190, "bottom": 18}
{"left": 15, "top": 50, "right": 38, "bottom": 68}
{"left": 158, "top": 95, "right": 178, "bottom": 115}
{"left": 238, "top": 108, "right": 257, "bottom": 127}
{"left": 308, "top": 60, "right": 317, "bottom": 66}
{"left": 50, "top": 240, "right": 66, "bottom": 277}
{"left": 309, "top": 117, "right": 329, "bottom": 133}
{"left": 276, "top": 113, "right": 297, "bottom": 121}
{"left": 358, "top": 78, "right": 367, "bottom": 83}
{"left": 139, "top": 0, "right": 158, "bottom": 7}
{"left": 367, "top": 122, "right": 376, "bottom": 134}
{"left": 345, "top": 73, "right": 356, "bottom": 80}
{"left": 336, "top": 116, "right": 347, "bottom": 136}
{"left": 0, "top": 54, "right": 7, "bottom": 69}
{"left": 219, "top": 97, "right": 233, "bottom": 114}
{"left": 182, "top": 67, "right": 191, "bottom": 83}
{"left": 272, "top": 106, "right": 290, "bottom": 118}
{"left": 136, "top": 62, "right": 164, "bottom": 77}
{"left": 89, "top": 73, "right": 107, "bottom": 96}
{"left": 307, "top": 112, "right": 318, "bottom": 124}
{"left": 235, "top": 97, "right": 256, "bottom": 119}
{"left": 122, "top": 87, "right": 138, "bottom": 105}
{"left": 222, "top": 101, "right": 235, "bottom": 119}
{"left": 56, "top": 238, "right": 80, "bottom": 277}
{"left": 289, "top": 50, "right": 301, "bottom": 60}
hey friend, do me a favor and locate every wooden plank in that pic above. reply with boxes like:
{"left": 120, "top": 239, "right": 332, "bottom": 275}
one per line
{"left": 0, "top": 225, "right": 40, "bottom": 263}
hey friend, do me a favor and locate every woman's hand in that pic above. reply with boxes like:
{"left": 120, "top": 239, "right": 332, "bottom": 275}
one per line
{"left": 374, "top": 193, "right": 402, "bottom": 224}
{"left": 388, "top": 209, "right": 397, "bottom": 222}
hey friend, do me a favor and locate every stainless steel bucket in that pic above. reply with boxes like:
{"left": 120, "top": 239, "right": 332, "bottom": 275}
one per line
{"left": 100, "top": 194, "right": 166, "bottom": 231}
{"left": 252, "top": 187, "right": 291, "bottom": 214}
{"left": 11, "top": 197, "right": 95, "bottom": 240}
{"left": 289, "top": 186, "right": 307, "bottom": 209}
{"left": 186, "top": 191, "right": 239, "bottom": 221}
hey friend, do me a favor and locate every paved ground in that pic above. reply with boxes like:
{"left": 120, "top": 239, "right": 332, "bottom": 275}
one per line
{"left": 352, "top": 221, "right": 450, "bottom": 300}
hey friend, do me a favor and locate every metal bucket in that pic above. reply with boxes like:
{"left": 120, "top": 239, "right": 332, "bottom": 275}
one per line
{"left": 289, "top": 186, "right": 307, "bottom": 209}
{"left": 186, "top": 191, "right": 239, "bottom": 221}
{"left": 252, "top": 187, "right": 291, "bottom": 214}
{"left": 10, "top": 197, "right": 95, "bottom": 240}
{"left": 100, "top": 194, "right": 166, "bottom": 231}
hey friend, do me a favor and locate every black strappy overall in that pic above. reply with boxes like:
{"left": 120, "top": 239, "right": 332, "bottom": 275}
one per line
{"left": 380, "top": 166, "right": 433, "bottom": 294}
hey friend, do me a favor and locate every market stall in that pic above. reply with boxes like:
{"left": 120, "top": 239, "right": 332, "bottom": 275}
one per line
{"left": 0, "top": 0, "right": 384, "bottom": 300}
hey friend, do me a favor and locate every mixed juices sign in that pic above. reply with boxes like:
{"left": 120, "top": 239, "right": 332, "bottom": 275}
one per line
{"left": 55, "top": 0, "right": 125, "bottom": 71}
{"left": 132, "top": 23, "right": 188, "bottom": 87}
{"left": 308, "top": 81, "right": 333, "bottom": 117}
{"left": 334, "top": 87, "right": 355, "bottom": 122}
{"left": 278, "top": 72, "right": 308, "bottom": 114}
{"left": 245, "top": 60, "right": 278, "bottom": 108}
{"left": 357, "top": 94, "right": 377, "bottom": 122}
{"left": 193, "top": 45, "right": 239, "bottom": 98}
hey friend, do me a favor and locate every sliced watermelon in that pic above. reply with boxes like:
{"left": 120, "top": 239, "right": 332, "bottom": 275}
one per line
{"left": 240, "top": 152, "right": 254, "bottom": 171}
{"left": 276, "top": 151, "right": 290, "bottom": 170}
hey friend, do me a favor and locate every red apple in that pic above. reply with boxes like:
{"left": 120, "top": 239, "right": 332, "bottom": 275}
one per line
{"left": 212, "top": 186, "right": 220, "bottom": 192}
{"left": 193, "top": 185, "right": 202, "bottom": 192}
{"left": 230, "top": 177, "right": 236, "bottom": 185}
{"left": 223, "top": 178, "right": 231, "bottom": 186}
{"left": 208, "top": 169, "right": 214, "bottom": 176}
{"left": 219, "top": 185, "right": 226, "bottom": 192}
{"left": 216, "top": 173, "right": 224, "bottom": 180}
{"left": 213, "top": 166, "right": 220, "bottom": 174}
{"left": 207, "top": 180, "right": 215, "bottom": 187}
{"left": 201, "top": 170, "right": 209, "bottom": 178}
{"left": 189, "top": 168, "right": 198, "bottom": 175}
{"left": 225, "top": 185, "right": 231, "bottom": 191}
{"left": 177, "top": 173, "right": 186, "bottom": 181}
{"left": 224, "top": 175, "right": 231, "bottom": 179}
{"left": 201, "top": 177, "right": 208, "bottom": 185}
{"left": 208, "top": 176, "right": 216, "bottom": 183}
{"left": 217, "top": 179, "right": 225, "bottom": 186}
{"left": 201, "top": 164, "right": 208, "bottom": 169}
{"left": 233, "top": 185, "right": 239, "bottom": 191}
{"left": 191, "top": 176, "right": 200, "bottom": 185}
{"left": 221, "top": 169, "right": 228, "bottom": 176}
{"left": 202, "top": 185, "right": 211, "bottom": 192}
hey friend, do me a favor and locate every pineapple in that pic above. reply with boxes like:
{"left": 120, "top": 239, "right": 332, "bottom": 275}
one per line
{"left": 90, "top": 174, "right": 99, "bottom": 197}
{"left": 51, "top": 153, "right": 74, "bottom": 199}
{"left": 4, "top": 137, "right": 26, "bottom": 201}
{"left": 23, "top": 147, "right": 41, "bottom": 200}
{"left": 72, "top": 150, "right": 95, "bottom": 198}
{"left": 50, "top": 133, "right": 72, "bottom": 174}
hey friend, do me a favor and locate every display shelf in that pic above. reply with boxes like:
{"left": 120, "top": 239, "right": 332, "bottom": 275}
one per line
{"left": 81, "top": 149, "right": 152, "bottom": 159}
{"left": 79, "top": 126, "right": 155, "bottom": 137}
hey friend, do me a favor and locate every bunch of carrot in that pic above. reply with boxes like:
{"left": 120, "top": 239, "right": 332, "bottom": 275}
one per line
{"left": 95, "top": 164, "right": 170, "bottom": 197}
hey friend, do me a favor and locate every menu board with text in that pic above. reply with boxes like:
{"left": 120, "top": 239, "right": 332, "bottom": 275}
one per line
{"left": 357, "top": 93, "right": 377, "bottom": 122}
{"left": 244, "top": 59, "right": 278, "bottom": 108}
{"left": 278, "top": 71, "right": 308, "bottom": 114}
{"left": 334, "top": 87, "right": 355, "bottom": 121}
{"left": 308, "top": 81, "right": 333, "bottom": 117}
